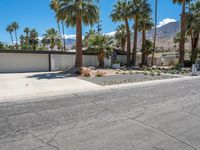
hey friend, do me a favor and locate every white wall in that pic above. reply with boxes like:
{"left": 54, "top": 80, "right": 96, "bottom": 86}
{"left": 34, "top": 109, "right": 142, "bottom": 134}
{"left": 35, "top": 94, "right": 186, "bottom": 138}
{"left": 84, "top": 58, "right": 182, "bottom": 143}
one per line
{"left": 51, "top": 54, "right": 111, "bottom": 71}
{"left": 0, "top": 53, "right": 49, "bottom": 73}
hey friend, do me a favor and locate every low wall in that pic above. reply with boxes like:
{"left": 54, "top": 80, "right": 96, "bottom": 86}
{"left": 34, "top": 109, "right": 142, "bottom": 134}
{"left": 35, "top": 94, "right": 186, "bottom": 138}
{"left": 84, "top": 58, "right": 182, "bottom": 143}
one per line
{"left": 0, "top": 50, "right": 112, "bottom": 73}
{"left": 0, "top": 50, "right": 179, "bottom": 73}
{"left": 0, "top": 52, "right": 49, "bottom": 73}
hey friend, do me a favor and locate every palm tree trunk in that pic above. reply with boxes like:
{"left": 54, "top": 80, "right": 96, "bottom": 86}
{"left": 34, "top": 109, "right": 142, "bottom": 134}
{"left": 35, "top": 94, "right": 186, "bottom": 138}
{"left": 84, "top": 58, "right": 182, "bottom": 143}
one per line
{"left": 179, "top": 1, "right": 186, "bottom": 65}
{"left": 98, "top": 53, "right": 105, "bottom": 68}
{"left": 191, "top": 34, "right": 199, "bottom": 62}
{"left": 62, "top": 21, "right": 66, "bottom": 51}
{"left": 132, "top": 16, "right": 138, "bottom": 66}
{"left": 121, "top": 38, "right": 126, "bottom": 51}
{"left": 125, "top": 18, "right": 131, "bottom": 67}
{"left": 75, "top": 15, "right": 83, "bottom": 68}
{"left": 10, "top": 33, "right": 14, "bottom": 46}
{"left": 57, "top": 21, "right": 62, "bottom": 50}
{"left": 14, "top": 30, "right": 18, "bottom": 49}
{"left": 151, "top": 0, "right": 158, "bottom": 66}
{"left": 141, "top": 27, "right": 146, "bottom": 66}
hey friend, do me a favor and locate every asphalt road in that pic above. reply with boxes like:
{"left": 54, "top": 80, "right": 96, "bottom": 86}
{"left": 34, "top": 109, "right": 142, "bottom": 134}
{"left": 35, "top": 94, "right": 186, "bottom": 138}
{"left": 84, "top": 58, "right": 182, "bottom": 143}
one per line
{"left": 0, "top": 78, "right": 200, "bottom": 150}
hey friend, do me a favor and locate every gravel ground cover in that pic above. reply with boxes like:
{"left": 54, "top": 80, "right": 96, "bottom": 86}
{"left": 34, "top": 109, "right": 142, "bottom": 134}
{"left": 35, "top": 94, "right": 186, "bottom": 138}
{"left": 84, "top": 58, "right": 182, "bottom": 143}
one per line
{"left": 80, "top": 74, "right": 178, "bottom": 86}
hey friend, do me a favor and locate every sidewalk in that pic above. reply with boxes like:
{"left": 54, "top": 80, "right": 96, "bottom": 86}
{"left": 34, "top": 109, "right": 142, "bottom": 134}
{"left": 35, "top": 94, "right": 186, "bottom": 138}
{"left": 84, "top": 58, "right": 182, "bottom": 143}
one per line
{"left": 0, "top": 72, "right": 199, "bottom": 103}
{"left": 0, "top": 72, "right": 103, "bottom": 103}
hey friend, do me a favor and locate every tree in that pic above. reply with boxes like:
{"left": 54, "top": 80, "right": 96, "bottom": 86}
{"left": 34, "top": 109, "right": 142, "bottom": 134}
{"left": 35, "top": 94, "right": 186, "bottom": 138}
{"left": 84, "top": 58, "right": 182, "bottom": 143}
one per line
{"left": 172, "top": 0, "right": 190, "bottom": 65}
{"left": 111, "top": 0, "right": 132, "bottom": 66}
{"left": 151, "top": 0, "right": 158, "bottom": 66}
{"left": 138, "top": 0, "right": 153, "bottom": 66}
{"left": 83, "top": 29, "right": 97, "bottom": 47}
{"left": 131, "top": 0, "right": 143, "bottom": 65}
{"left": 115, "top": 24, "right": 126, "bottom": 51}
{"left": 87, "top": 34, "right": 114, "bottom": 68}
{"left": 11, "top": 22, "right": 19, "bottom": 49}
{"left": 0, "top": 42, "right": 4, "bottom": 49}
{"left": 6, "top": 25, "right": 14, "bottom": 45}
{"left": 58, "top": 0, "right": 99, "bottom": 68}
{"left": 186, "top": 0, "right": 200, "bottom": 62}
{"left": 43, "top": 28, "right": 60, "bottom": 50}
{"left": 24, "top": 27, "right": 30, "bottom": 46}
{"left": 50, "top": 0, "right": 63, "bottom": 49}
{"left": 30, "top": 29, "right": 39, "bottom": 50}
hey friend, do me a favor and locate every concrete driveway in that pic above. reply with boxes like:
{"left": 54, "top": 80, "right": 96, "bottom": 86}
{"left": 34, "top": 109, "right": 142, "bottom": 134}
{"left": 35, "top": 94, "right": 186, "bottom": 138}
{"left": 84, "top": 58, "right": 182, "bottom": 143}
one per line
{"left": 0, "top": 72, "right": 102, "bottom": 102}
{"left": 0, "top": 77, "right": 200, "bottom": 150}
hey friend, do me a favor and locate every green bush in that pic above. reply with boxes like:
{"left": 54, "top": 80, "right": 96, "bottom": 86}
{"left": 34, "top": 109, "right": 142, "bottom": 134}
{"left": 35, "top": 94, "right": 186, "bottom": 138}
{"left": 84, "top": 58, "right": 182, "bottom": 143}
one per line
{"left": 184, "top": 60, "right": 195, "bottom": 67}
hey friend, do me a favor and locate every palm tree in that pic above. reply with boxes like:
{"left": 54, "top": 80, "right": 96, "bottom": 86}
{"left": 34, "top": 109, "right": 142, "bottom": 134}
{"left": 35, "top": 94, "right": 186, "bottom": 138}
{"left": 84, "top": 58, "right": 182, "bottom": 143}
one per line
{"left": 111, "top": 0, "right": 132, "bottom": 66}
{"left": 151, "top": 0, "right": 158, "bottom": 66}
{"left": 11, "top": 22, "right": 19, "bottom": 48}
{"left": 43, "top": 28, "right": 60, "bottom": 50}
{"left": 172, "top": 0, "right": 190, "bottom": 65}
{"left": 138, "top": 0, "right": 153, "bottom": 66}
{"left": 24, "top": 27, "right": 30, "bottom": 46}
{"left": 131, "top": 0, "right": 143, "bottom": 65}
{"left": 83, "top": 29, "right": 97, "bottom": 47}
{"left": 30, "top": 29, "right": 39, "bottom": 50}
{"left": 115, "top": 24, "right": 126, "bottom": 51}
{"left": 87, "top": 34, "right": 114, "bottom": 68}
{"left": 58, "top": 0, "right": 99, "bottom": 68}
{"left": 6, "top": 25, "right": 14, "bottom": 45}
{"left": 186, "top": 0, "right": 200, "bottom": 62}
{"left": 138, "top": 16, "right": 154, "bottom": 66}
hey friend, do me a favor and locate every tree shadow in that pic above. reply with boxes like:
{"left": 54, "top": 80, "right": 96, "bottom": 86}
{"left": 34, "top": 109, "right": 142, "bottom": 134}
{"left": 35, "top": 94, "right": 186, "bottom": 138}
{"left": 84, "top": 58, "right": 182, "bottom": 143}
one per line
{"left": 26, "top": 69, "right": 78, "bottom": 80}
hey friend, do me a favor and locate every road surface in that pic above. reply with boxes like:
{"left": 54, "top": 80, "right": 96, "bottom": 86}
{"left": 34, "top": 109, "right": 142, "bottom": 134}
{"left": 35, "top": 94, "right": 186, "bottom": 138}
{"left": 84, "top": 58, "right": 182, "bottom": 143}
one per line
{"left": 0, "top": 78, "right": 200, "bottom": 150}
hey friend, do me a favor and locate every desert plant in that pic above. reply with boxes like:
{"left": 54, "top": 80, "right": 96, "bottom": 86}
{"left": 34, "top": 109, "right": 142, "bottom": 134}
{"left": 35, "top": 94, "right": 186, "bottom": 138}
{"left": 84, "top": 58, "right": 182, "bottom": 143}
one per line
{"left": 80, "top": 68, "right": 92, "bottom": 77}
{"left": 95, "top": 71, "right": 106, "bottom": 77}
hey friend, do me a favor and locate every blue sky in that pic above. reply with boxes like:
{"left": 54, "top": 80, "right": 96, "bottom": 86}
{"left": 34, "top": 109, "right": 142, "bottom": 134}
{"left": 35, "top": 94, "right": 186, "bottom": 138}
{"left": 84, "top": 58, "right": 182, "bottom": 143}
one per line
{"left": 0, "top": 0, "right": 182, "bottom": 43}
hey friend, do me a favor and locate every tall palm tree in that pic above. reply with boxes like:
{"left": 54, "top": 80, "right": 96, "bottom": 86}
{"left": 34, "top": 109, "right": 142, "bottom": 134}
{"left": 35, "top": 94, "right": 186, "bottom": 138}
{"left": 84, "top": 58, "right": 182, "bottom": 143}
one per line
{"left": 138, "top": 16, "right": 154, "bottom": 66}
{"left": 151, "top": 0, "right": 158, "bottom": 66}
{"left": 115, "top": 24, "right": 127, "bottom": 51}
{"left": 131, "top": 0, "right": 143, "bottom": 65}
{"left": 111, "top": 0, "right": 132, "bottom": 66}
{"left": 138, "top": 0, "right": 152, "bottom": 66}
{"left": 30, "top": 29, "right": 39, "bottom": 50}
{"left": 50, "top": 0, "right": 62, "bottom": 40}
{"left": 58, "top": 0, "right": 99, "bottom": 68}
{"left": 11, "top": 22, "right": 19, "bottom": 48}
{"left": 172, "top": 0, "right": 190, "bottom": 65}
{"left": 24, "top": 27, "right": 30, "bottom": 46}
{"left": 43, "top": 28, "right": 60, "bottom": 50}
{"left": 187, "top": 0, "right": 200, "bottom": 61}
{"left": 6, "top": 25, "right": 14, "bottom": 45}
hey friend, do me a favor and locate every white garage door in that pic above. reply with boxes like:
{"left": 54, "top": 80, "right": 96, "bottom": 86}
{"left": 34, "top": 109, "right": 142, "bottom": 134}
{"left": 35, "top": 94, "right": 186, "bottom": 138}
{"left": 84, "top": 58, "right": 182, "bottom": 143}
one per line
{"left": 0, "top": 53, "right": 49, "bottom": 73}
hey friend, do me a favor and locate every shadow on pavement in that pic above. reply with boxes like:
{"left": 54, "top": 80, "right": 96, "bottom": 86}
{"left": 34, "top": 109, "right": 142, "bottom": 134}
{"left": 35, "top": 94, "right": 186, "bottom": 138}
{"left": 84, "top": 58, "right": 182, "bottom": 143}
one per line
{"left": 26, "top": 68, "right": 78, "bottom": 80}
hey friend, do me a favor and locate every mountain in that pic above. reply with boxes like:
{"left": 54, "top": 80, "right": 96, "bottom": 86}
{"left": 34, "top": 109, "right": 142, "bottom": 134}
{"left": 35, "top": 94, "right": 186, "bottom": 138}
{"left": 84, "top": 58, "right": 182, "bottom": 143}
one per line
{"left": 138, "top": 21, "right": 181, "bottom": 52}
{"left": 65, "top": 21, "right": 193, "bottom": 51}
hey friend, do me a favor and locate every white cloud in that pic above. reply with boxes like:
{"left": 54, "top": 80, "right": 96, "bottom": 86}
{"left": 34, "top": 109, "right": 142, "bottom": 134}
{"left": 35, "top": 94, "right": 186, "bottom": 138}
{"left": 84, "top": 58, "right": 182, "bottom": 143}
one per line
{"left": 105, "top": 31, "right": 116, "bottom": 37}
{"left": 64, "top": 34, "right": 76, "bottom": 39}
{"left": 157, "top": 18, "right": 176, "bottom": 28}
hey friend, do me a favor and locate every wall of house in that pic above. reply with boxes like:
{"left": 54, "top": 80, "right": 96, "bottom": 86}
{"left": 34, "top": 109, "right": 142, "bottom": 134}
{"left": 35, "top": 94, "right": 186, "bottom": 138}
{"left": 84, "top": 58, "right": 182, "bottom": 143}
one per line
{"left": 0, "top": 51, "right": 112, "bottom": 73}
{"left": 0, "top": 51, "right": 179, "bottom": 73}
{"left": 0, "top": 53, "right": 49, "bottom": 73}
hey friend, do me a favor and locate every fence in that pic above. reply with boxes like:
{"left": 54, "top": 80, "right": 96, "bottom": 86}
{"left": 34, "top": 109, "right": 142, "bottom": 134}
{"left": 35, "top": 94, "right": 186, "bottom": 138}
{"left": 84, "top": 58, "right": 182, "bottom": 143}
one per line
{"left": 0, "top": 50, "right": 178, "bottom": 73}
{"left": 0, "top": 50, "right": 112, "bottom": 73}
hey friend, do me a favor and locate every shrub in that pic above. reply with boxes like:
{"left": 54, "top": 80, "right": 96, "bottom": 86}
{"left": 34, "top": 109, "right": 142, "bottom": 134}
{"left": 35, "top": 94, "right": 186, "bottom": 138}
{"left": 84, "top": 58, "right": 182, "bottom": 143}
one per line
{"left": 150, "top": 71, "right": 155, "bottom": 76}
{"left": 157, "top": 71, "right": 161, "bottom": 76}
{"left": 95, "top": 71, "right": 106, "bottom": 77}
{"left": 113, "top": 60, "right": 120, "bottom": 64}
{"left": 184, "top": 60, "right": 195, "bottom": 67}
{"left": 144, "top": 72, "right": 148, "bottom": 76}
{"left": 81, "top": 68, "right": 92, "bottom": 77}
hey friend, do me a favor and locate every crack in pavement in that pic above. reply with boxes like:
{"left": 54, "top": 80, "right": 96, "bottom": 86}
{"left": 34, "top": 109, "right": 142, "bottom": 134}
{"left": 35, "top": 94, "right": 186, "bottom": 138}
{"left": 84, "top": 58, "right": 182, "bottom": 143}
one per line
{"left": 31, "top": 132, "right": 60, "bottom": 150}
